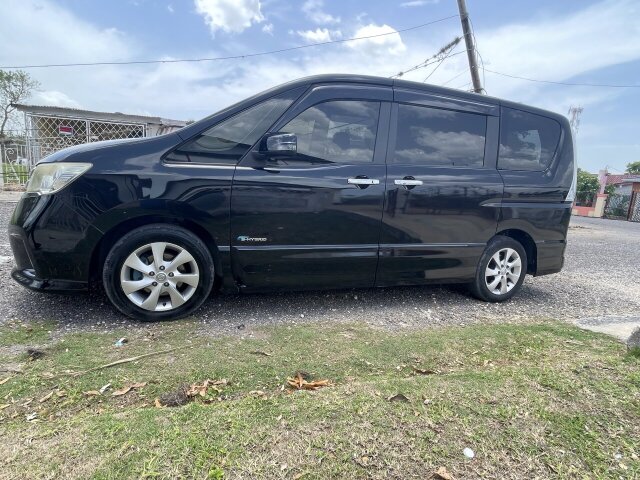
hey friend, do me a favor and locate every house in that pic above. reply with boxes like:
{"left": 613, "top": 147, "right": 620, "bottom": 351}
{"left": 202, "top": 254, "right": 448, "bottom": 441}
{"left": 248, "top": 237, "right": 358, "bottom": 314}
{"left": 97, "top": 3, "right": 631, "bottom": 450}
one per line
{"left": 603, "top": 173, "right": 640, "bottom": 222}
{"left": 604, "top": 173, "right": 640, "bottom": 195}
{"left": 12, "top": 104, "right": 188, "bottom": 165}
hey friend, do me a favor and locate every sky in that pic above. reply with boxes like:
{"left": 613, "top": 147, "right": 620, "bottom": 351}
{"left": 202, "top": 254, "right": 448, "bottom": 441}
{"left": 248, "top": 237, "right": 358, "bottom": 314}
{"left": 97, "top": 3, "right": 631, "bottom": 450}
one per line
{"left": 0, "top": 0, "right": 638, "bottom": 173}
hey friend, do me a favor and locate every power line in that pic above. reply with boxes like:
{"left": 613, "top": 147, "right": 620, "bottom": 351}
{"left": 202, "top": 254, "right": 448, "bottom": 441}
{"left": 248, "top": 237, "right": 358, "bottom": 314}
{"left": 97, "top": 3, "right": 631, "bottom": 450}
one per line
{"left": 440, "top": 69, "right": 467, "bottom": 86}
{"left": 0, "top": 14, "right": 459, "bottom": 70}
{"left": 423, "top": 44, "right": 462, "bottom": 83}
{"left": 484, "top": 68, "right": 640, "bottom": 88}
{"left": 391, "top": 50, "right": 467, "bottom": 78}
{"left": 454, "top": 81, "right": 471, "bottom": 90}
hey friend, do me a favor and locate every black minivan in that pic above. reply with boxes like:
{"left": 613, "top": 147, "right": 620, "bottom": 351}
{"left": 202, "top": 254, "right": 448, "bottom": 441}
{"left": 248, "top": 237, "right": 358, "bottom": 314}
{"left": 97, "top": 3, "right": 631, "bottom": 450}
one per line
{"left": 9, "top": 74, "right": 576, "bottom": 321}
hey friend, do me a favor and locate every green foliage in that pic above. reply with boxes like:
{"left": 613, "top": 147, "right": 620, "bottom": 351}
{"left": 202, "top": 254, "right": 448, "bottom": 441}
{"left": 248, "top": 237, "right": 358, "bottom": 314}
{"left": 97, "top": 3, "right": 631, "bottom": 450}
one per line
{"left": 576, "top": 168, "right": 600, "bottom": 204}
{"left": 0, "top": 69, "right": 40, "bottom": 137}
{"left": 626, "top": 161, "right": 640, "bottom": 174}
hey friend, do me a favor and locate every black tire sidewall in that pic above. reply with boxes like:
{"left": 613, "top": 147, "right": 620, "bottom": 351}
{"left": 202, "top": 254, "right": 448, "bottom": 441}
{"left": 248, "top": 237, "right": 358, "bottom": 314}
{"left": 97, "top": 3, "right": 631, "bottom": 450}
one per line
{"left": 472, "top": 237, "right": 527, "bottom": 302}
{"left": 102, "top": 225, "right": 214, "bottom": 321}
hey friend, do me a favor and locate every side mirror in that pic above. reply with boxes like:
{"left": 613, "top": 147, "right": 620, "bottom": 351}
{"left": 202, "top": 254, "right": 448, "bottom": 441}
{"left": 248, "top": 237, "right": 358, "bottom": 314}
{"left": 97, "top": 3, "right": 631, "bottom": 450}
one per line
{"left": 262, "top": 133, "right": 297, "bottom": 155}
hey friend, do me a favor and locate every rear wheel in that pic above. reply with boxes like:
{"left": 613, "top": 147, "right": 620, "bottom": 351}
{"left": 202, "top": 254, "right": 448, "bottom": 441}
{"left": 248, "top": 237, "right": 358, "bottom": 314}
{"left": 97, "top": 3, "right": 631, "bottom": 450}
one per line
{"left": 102, "top": 224, "right": 214, "bottom": 321}
{"left": 470, "top": 236, "right": 527, "bottom": 302}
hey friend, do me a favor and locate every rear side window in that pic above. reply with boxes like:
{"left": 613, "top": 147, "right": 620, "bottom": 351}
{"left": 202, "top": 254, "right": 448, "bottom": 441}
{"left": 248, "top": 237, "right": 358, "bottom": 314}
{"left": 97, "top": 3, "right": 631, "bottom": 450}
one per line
{"left": 392, "top": 104, "right": 486, "bottom": 167}
{"left": 498, "top": 107, "right": 561, "bottom": 171}
{"left": 166, "top": 91, "right": 299, "bottom": 165}
{"left": 280, "top": 100, "right": 380, "bottom": 164}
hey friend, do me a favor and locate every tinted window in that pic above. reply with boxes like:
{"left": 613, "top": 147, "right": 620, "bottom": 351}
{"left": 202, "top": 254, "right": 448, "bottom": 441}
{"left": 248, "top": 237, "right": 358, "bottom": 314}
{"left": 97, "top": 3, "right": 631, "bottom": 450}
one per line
{"left": 280, "top": 100, "right": 380, "bottom": 164}
{"left": 499, "top": 107, "right": 561, "bottom": 171}
{"left": 393, "top": 104, "right": 486, "bottom": 167}
{"left": 167, "top": 91, "right": 298, "bottom": 164}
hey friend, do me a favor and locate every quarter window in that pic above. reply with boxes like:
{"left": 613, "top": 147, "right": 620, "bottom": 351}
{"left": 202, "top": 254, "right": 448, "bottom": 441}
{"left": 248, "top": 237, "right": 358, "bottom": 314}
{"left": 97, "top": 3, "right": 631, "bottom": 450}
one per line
{"left": 498, "top": 107, "right": 561, "bottom": 171}
{"left": 280, "top": 100, "right": 381, "bottom": 164}
{"left": 392, "top": 104, "right": 486, "bottom": 167}
{"left": 166, "top": 91, "right": 299, "bottom": 164}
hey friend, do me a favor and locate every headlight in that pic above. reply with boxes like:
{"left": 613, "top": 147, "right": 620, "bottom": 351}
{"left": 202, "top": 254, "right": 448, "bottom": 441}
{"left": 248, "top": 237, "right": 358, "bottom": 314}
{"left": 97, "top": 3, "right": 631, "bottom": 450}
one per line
{"left": 26, "top": 162, "right": 92, "bottom": 195}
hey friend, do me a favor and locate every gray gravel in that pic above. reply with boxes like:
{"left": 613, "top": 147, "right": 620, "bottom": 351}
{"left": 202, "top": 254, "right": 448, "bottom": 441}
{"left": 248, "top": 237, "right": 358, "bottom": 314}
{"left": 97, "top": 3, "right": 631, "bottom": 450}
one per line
{"left": 1, "top": 197, "right": 639, "bottom": 335}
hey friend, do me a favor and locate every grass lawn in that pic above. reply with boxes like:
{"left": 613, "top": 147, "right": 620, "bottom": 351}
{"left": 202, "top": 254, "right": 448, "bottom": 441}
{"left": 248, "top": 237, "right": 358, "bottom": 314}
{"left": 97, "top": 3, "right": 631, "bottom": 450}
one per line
{"left": 0, "top": 319, "right": 638, "bottom": 479}
{"left": 1, "top": 162, "right": 29, "bottom": 185}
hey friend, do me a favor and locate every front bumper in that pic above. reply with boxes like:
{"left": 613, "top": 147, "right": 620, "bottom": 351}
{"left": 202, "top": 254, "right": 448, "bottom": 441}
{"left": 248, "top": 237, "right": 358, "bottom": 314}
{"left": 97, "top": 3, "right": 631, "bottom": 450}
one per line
{"left": 8, "top": 192, "right": 99, "bottom": 293}
{"left": 11, "top": 266, "right": 88, "bottom": 292}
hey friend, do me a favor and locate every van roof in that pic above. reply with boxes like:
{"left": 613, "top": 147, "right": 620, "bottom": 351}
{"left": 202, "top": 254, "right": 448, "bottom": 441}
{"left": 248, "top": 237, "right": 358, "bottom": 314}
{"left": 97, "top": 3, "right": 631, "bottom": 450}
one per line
{"left": 283, "top": 74, "right": 567, "bottom": 124}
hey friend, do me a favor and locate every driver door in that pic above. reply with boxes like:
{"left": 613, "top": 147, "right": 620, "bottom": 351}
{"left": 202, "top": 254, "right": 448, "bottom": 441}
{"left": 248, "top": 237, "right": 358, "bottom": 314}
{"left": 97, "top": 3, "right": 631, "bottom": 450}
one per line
{"left": 230, "top": 84, "right": 391, "bottom": 291}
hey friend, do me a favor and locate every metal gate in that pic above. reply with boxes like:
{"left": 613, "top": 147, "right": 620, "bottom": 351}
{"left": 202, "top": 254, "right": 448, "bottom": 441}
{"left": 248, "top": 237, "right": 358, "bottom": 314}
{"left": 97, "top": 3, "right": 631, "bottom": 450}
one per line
{"left": 630, "top": 193, "right": 640, "bottom": 222}
{"left": 604, "top": 193, "right": 632, "bottom": 220}
{"left": 0, "top": 142, "right": 30, "bottom": 188}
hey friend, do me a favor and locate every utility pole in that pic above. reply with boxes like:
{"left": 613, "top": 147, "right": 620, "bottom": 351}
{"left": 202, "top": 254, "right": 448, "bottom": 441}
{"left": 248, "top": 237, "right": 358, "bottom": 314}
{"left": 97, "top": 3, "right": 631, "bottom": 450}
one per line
{"left": 456, "top": 0, "right": 483, "bottom": 94}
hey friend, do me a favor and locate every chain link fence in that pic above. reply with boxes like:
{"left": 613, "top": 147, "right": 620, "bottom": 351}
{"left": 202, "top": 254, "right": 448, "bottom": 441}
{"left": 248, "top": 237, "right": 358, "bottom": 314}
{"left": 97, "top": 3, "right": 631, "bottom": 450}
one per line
{"left": 1, "top": 115, "right": 146, "bottom": 189}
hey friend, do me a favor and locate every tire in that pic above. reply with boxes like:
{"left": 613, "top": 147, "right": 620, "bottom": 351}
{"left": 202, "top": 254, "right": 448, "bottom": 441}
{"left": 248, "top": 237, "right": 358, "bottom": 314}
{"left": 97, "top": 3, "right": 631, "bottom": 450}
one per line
{"left": 102, "top": 224, "right": 215, "bottom": 321}
{"left": 470, "top": 236, "right": 527, "bottom": 302}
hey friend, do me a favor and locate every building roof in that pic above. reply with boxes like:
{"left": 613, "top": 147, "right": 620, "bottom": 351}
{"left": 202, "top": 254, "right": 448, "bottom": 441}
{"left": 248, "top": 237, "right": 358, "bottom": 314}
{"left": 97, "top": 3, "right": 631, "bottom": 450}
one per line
{"left": 605, "top": 173, "right": 640, "bottom": 185}
{"left": 12, "top": 104, "right": 187, "bottom": 127}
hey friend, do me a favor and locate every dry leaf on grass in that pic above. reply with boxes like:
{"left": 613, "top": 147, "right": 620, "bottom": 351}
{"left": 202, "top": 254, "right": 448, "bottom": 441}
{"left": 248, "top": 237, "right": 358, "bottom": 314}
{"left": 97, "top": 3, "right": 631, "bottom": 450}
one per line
{"left": 250, "top": 350, "right": 272, "bottom": 357}
{"left": 39, "top": 391, "right": 54, "bottom": 403}
{"left": 433, "top": 466, "right": 456, "bottom": 480}
{"left": 0, "top": 376, "right": 13, "bottom": 385}
{"left": 83, "top": 390, "right": 101, "bottom": 396}
{"left": 154, "top": 398, "right": 163, "bottom": 408}
{"left": 0, "top": 404, "right": 10, "bottom": 411}
{"left": 186, "top": 379, "right": 228, "bottom": 397}
{"left": 412, "top": 366, "right": 436, "bottom": 375}
{"left": 112, "top": 382, "right": 146, "bottom": 397}
{"left": 286, "top": 372, "right": 330, "bottom": 391}
{"left": 387, "top": 393, "right": 410, "bottom": 403}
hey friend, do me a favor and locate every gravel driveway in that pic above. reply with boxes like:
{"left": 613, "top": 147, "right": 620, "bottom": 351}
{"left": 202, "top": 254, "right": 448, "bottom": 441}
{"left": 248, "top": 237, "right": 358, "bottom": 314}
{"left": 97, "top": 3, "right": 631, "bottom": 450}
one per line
{"left": 1, "top": 194, "right": 639, "bottom": 335}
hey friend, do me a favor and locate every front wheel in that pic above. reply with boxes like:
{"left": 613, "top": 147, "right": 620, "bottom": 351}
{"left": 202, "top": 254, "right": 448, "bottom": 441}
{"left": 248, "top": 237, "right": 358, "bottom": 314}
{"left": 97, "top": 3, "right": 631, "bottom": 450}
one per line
{"left": 470, "top": 236, "right": 527, "bottom": 302}
{"left": 102, "top": 224, "right": 215, "bottom": 321}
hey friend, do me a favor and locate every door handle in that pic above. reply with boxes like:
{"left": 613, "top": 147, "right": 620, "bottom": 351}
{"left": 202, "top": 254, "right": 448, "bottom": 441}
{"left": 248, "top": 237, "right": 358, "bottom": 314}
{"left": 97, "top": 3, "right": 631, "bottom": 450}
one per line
{"left": 348, "top": 178, "right": 380, "bottom": 185}
{"left": 394, "top": 179, "right": 423, "bottom": 186}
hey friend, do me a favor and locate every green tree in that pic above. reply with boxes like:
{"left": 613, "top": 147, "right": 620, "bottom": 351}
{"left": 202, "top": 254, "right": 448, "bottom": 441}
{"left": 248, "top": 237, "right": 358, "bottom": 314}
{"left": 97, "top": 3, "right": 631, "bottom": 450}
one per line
{"left": 0, "top": 69, "right": 39, "bottom": 139}
{"left": 626, "top": 161, "right": 640, "bottom": 174}
{"left": 576, "top": 168, "right": 600, "bottom": 204}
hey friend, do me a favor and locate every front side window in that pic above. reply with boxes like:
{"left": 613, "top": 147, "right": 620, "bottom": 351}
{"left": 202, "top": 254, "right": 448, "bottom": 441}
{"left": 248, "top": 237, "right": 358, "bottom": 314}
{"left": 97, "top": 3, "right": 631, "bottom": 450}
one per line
{"left": 166, "top": 91, "right": 299, "bottom": 164}
{"left": 280, "top": 100, "right": 381, "bottom": 164}
{"left": 392, "top": 104, "right": 487, "bottom": 167}
{"left": 498, "top": 107, "right": 561, "bottom": 171}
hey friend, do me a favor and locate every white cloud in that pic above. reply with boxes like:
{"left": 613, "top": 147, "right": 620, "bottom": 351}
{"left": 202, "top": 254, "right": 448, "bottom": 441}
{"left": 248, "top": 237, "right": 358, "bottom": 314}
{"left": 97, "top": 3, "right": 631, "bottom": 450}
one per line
{"left": 347, "top": 24, "right": 406, "bottom": 56}
{"left": 296, "top": 28, "right": 341, "bottom": 43}
{"left": 476, "top": 0, "right": 640, "bottom": 101}
{"left": 2, "top": 0, "right": 640, "bottom": 172}
{"left": 0, "top": 0, "right": 131, "bottom": 68}
{"left": 32, "top": 90, "right": 83, "bottom": 109}
{"left": 194, "top": 0, "right": 263, "bottom": 35}
{"left": 262, "top": 23, "right": 274, "bottom": 35}
{"left": 302, "top": 0, "right": 340, "bottom": 25}
{"left": 401, "top": 0, "right": 440, "bottom": 6}
{"left": 167, "top": 4, "right": 174, "bottom": 13}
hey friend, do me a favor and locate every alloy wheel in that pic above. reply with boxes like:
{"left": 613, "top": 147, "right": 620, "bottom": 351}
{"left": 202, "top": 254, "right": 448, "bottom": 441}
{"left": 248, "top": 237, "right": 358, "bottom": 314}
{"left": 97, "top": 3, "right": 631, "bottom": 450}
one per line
{"left": 484, "top": 247, "right": 522, "bottom": 295}
{"left": 119, "top": 242, "right": 200, "bottom": 311}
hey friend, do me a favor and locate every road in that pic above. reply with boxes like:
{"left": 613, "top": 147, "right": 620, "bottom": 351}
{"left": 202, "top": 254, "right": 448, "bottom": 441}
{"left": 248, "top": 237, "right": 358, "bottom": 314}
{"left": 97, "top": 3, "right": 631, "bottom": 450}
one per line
{"left": 1, "top": 193, "right": 639, "bottom": 336}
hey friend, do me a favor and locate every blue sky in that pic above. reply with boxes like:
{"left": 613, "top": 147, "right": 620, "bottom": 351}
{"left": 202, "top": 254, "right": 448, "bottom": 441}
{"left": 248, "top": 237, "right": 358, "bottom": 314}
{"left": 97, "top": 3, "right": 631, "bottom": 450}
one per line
{"left": 0, "top": 0, "right": 638, "bottom": 173}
